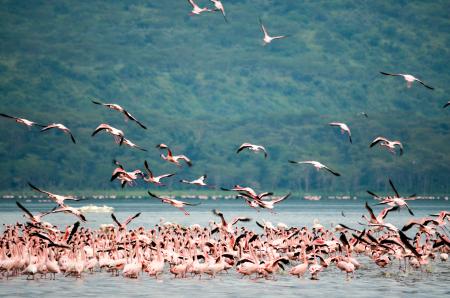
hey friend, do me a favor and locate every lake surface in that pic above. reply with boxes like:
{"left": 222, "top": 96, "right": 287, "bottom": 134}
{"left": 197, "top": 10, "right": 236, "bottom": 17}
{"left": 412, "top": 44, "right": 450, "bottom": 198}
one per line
{"left": 0, "top": 197, "right": 449, "bottom": 297}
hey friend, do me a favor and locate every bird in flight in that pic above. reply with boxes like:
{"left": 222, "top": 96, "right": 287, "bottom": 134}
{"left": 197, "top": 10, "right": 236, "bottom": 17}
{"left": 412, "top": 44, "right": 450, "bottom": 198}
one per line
{"left": 236, "top": 143, "right": 268, "bottom": 158}
{"left": 91, "top": 99, "right": 146, "bottom": 129}
{"left": 156, "top": 143, "right": 192, "bottom": 167}
{"left": 180, "top": 174, "right": 210, "bottom": 187}
{"left": 0, "top": 113, "right": 45, "bottom": 128}
{"left": 92, "top": 123, "right": 125, "bottom": 145}
{"left": 370, "top": 137, "right": 403, "bottom": 156}
{"left": 289, "top": 160, "right": 341, "bottom": 176}
{"left": 120, "top": 137, "right": 147, "bottom": 151}
{"left": 328, "top": 122, "right": 352, "bottom": 143}
{"left": 143, "top": 160, "right": 175, "bottom": 186}
{"left": 28, "top": 182, "right": 83, "bottom": 207}
{"left": 259, "top": 17, "right": 288, "bottom": 45}
{"left": 148, "top": 191, "right": 200, "bottom": 215}
{"left": 210, "top": 0, "right": 227, "bottom": 23}
{"left": 380, "top": 72, "right": 434, "bottom": 90}
{"left": 187, "top": 0, "right": 212, "bottom": 15}
{"left": 41, "top": 123, "right": 77, "bottom": 144}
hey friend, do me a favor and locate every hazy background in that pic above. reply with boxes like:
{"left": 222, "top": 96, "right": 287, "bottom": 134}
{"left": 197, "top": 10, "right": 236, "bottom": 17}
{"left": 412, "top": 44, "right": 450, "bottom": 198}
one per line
{"left": 0, "top": 1, "right": 449, "bottom": 194}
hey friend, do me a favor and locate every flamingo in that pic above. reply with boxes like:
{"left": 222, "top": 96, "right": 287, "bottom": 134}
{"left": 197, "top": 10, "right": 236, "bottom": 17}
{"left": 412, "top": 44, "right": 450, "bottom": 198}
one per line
{"left": 148, "top": 191, "right": 200, "bottom": 215}
{"left": 49, "top": 206, "right": 87, "bottom": 222}
{"left": 180, "top": 174, "right": 210, "bottom": 187}
{"left": 91, "top": 99, "right": 146, "bottom": 129}
{"left": 401, "top": 218, "right": 439, "bottom": 235}
{"left": 212, "top": 209, "right": 251, "bottom": 233}
{"left": 380, "top": 72, "right": 434, "bottom": 89}
{"left": 28, "top": 182, "right": 83, "bottom": 207}
{"left": 110, "top": 168, "right": 144, "bottom": 188}
{"left": 361, "top": 202, "right": 399, "bottom": 225}
{"left": 0, "top": 113, "right": 45, "bottom": 128}
{"left": 120, "top": 137, "right": 147, "bottom": 151}
{"left": 288, "top": 160, "right": 341, "bottom": 176}
{"left": 369, "top": 179, "right": 416, "bottom": 215}
{"left": 143, "top": 160, "right": 175, "bottom": 186}
{"left": 245, "top": 193, "right": 291, "bottom": 211}
{"left": 187, "top": 0, "right": 212, "bottom": 15}
{"left": 329, "top": 122, "right": 352, "bottom": 143}
{"left": 236, "top": 143, "right": 268, "bottom": 158}
{"left": 259, "top": 17, "right": 288, "bottom": 45}
{"left": 210, "top": 0, "right": 227, "bottom": 23}
{"left": 15, "top": 201, "right": 54, "bottom": 224}
{"left": 370, "top": 136, "right": 404, "bottom": 155}
{"left": 156, "top": 143, "right": 192, "bottom": 167}
{"left": 91, "top": 123, "right": 124, "bottom": 144}
{"left": 41, "top": 123, "right": 76, "bottom": 143}
{"left": 111, "top": 213, "right": 141, "bottom": 231}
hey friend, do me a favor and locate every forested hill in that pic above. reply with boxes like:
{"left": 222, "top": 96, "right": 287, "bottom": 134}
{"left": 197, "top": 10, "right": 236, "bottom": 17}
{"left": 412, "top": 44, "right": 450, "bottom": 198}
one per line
{"left": 0, "top": 1, "right": 448, "bottom": 194}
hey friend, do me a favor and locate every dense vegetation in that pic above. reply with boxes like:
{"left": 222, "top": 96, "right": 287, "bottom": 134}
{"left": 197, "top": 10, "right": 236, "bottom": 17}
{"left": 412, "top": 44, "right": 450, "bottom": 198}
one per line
{"left": 0, "top": 1, "right": 448, "bottom": 195}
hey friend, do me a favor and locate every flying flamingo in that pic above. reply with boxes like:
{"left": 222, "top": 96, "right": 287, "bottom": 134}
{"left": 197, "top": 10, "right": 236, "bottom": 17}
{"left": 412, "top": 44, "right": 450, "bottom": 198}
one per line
{"left": 91, "top": 99, "right": 146, "bottom": 129}
{"left": 41, "top": 123, "right": 76, "bottom": 143}
{"left": 361, "top": 201, "right": 399, "bottom": 225}
{"left": 91, "top": 123, "right": 125, "bottom": 145}
{"left": 28, "top": 182, "right": 83, "bottom": 207}
{"left": 259, "top": 17, "right": 288, "bottom": 45}
{"left": 370, "top": 136, "right": 404, "bottom": 155}
{"left": 212, "top": 209, "right": 251, "bottom": 233}
{"left": 329, "top": 122, "right": 352, "bottom": 143}
{"left": 156, "top": 143, "right": 192, "bottom": 167}
{"left": 289, "top": 160, "right": 341, "bottom": 176}
{"left": 368, "top": 179, "right": 416, "bottom": 215}
{"left": 240, "top": 192, "right": 291, "bottom": 211}
{"left": 143, "top": 160, "right": 175, "bottom": 186}
{"left": 15, "top": 201, "right": 54, "bottom": 224}
{"left": 210, "top": 0, "right": 227, "bottom": 23}
{"left": 0, "top": 113, "right": 45, "bottom": 128}
{"left": 120, "top": 137, "right": 147, "bottom": 151}
{"left": 111, "top": 213, "right": 141, "bottom": 231}
{"left": 148, "top": 191, "right": 200, "bottom": 215}
{"left": 236, "top": 143, "right": 268, "bottom": 158}
{"left": 187, "top": 0, "right": 212, "bottom": 15}
{"left": 49, "top": 206, "right": 87, "bottom": 222}
{"left": 380, "top": 72, "right": 434, "bottom": 90}
{"left": 180, "top": 174, "right": 210, "bottom": 187}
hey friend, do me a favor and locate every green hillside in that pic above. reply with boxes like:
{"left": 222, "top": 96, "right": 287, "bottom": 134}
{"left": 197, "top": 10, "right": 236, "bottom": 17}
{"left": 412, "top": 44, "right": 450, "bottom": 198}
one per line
{"left": 0, "top": 1, "right": 449, "bottom": 194}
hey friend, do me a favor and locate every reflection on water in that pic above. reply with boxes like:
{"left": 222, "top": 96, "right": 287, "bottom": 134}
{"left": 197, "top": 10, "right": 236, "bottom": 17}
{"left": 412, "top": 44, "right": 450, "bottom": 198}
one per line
{"left": 0, "top": 198, "right": 449, "bottom": 297}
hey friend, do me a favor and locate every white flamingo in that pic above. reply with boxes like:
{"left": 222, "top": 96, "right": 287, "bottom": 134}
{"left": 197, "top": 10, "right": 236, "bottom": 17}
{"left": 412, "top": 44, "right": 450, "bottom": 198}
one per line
{"left": 259, "top": 17, "right": 288, "bottom": 45}
{"left": 41, "top": 123, "right": 76, "bottom": 143}
{"left": 380, "top": 72, "right": 434, "bottom": 89}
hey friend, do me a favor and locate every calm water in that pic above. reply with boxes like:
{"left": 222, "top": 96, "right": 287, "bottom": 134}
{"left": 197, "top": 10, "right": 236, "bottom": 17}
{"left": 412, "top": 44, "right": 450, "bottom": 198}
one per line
{"left": 0, "top": 197, "right": 449, "bottom": 297}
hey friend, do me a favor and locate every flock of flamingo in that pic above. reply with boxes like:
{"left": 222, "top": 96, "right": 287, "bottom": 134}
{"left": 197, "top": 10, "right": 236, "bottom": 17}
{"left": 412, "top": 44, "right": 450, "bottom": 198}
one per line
{"left": 0, "top": 0, "right": 449, "bottom": 283}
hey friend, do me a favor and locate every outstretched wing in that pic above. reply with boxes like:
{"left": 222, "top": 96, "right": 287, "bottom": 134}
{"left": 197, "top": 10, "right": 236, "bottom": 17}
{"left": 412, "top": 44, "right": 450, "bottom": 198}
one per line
{"left": 67, "top": 221, "right": 80, "bottom": 244}
{"left": 124, "top": 212, "right": 141, "bottom": 225}
{"left": 28, "top": 182, "right": 51, "bottom": 196}
{"left": 324, "top": 166, "right": 341, "bottom": 176}
{"left": 416, "top": 79, "right": 434, "bottom": 90}
{"left": 388, "top": 178, "right": 400, "bottom": 198}
{"left": 123, "top": 110, "right": 147, "bottom": 129}
{"left": 111, "top": 213, "right": 121, "bottom": 226}
{"left": 380, "top": 72, "right": 403, "bottom": 77}
{"left": 16, "top": 201, "right": 34, "bottom": 219}
{"left": 144, "top": 160, "right": 153, "bottom": 177}
{"left": 370, "top": 137, "right": 388, "bottom": 148}
{"left": 0, "top": 113, "right": 18, "bottom": 120}
{"left": 259, "top": 17, "right": 268, "bottom": 36}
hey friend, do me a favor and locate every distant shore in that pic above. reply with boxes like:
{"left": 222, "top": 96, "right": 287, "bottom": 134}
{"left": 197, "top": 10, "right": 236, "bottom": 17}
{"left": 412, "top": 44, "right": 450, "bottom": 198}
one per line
{"left": 0, "top": 189, "right": 448, "bottom": 201}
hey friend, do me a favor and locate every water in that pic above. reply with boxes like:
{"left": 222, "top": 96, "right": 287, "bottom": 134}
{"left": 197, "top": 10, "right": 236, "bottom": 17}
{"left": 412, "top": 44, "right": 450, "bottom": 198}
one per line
{"left": 1, "top": 197, "right": 449, "bottom": 297}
